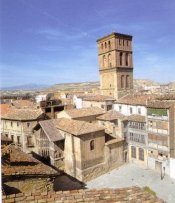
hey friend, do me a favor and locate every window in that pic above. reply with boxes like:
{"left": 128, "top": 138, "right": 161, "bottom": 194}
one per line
{"left": 138, "top": 108, "right": 141, "bottom": 114}
{"left": 101, "top": 104, "right": 104, "bottom": 109}
{"left": 114, "top": 120, "right": 118, "bottom": 125}
{"left": 126, "top": 75, "right": 129, "bottom": 88}
{"left": 131, "top": 146, "right": 136, "bottom": 158}
{"left": 11, "top": 135, "right": 14, "bottom": 143}
{"left": 27, "top": 122, "right": 30, "bottom": 127}
{"left": 103, "top": 55, "right": 106, "bottom": 67}
{"left": 120, "top": 52, "right": 123, "bottom": 66}
{"left": 119, "top": 39, "right": 122, "bottom": 45}
{"left": 11, "top": 121, "right": 13, "bottom": 127}
{"left": 108, "top": 54, "right": 112, "bottom": 67}
{"left": 108, "top": 41, "right": 111, "bottom": 49}
{"left": 5, "top": 134, "right": 8, "bottom": 138}
{"left": 27, "top": 136, "right": 33, "bottom": 146}
{"left": 127, "top": 40, "right": 129, "bottom": 46}
{"left": 123, "top": 40, "right": 125, "bottom": 46}
{"left": 17, "top": 122, "right": 19, "bottom": 127}
{"left": 90, "top": 140, "right": 95, "bottom": 151}
{"left": 17, "top": 136, "right": 21, "bottom": 144}
{"left": 126, "top": 53, "right": 129, "bottom": 66}
{"left": 121, "top": 75, "right": 124, "bottom": 88}
{"left": 101, "top": 43, "right": 103, "bottom": 50}
{"left": 139, "top": 148, "right": 144, "bottom": 161}
{"left": 130, "top": 107, "right": 133, "bottom": 114}
{"left": 105, "top": 42, "right": 107, "bottom": 48}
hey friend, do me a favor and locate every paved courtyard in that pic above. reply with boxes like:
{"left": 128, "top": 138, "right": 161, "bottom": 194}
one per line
{"left": 86, "top": 163, "right": 175, "bottom": 203}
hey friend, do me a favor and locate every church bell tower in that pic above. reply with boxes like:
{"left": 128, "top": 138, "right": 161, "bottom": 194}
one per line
{"left": 97, "top": 32, "right": 133, "bottom": 99}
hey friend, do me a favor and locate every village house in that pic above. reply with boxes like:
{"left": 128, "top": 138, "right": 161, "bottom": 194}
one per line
{"left": 146, "top": 99, "right": 175, "bottom": 179}
{"left": 125, "top": 114, "right": 148, "bottom": 166}
{"left": 1, "top": 108, "right": 47, "bottom": 153}
{"left": 56, "top": 107, "right": 105, "bottom": 123}
{"left": 34, "top": 118, "right": 125, "bottom": 182}
{"left": 73, "top": 94, "right": 115, "bottom": 111}
{"left": 97, "top": 110, "right": 125, "bottom": 138}
{"left": 2, "top": 144, "right": 58, "bottom": 195}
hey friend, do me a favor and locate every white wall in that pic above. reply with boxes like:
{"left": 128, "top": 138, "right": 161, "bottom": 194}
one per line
{"left": 35, "top": 95, "right": 47, "bottom": 103}
{"left": 114, "top": 103, "right": 147, "bottom": 116}
{"left": 170, "top": 158, "right": 175, "bottom": 179}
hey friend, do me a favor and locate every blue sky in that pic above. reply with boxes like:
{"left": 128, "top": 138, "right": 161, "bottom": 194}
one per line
{"left": 1, "top": 0, "right": 175, "bottom": 87}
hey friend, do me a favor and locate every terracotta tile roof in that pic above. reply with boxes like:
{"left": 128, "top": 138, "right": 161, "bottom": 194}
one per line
{"left": 0, "top": 104, "right": 11, "bottom": 117}
{"left": 82, "top": 94, "right": 115, "bottom": 102}
{"left": 147, "top": 100, "right": 174, "bottom": 109}
{"left": 1, "top": 108, "right": 44, "bottom": 121}
{"left": 97, "top": 110, "right": 125, "bottom": 121}
{"left": 105, "top": 137, "right": 124, "bottom": 145}
{"left": 11, "top": 99, "right": 36, "bottom": 109}
{"left": 55, "top": 118, "right": 104, "bottom": 136}
{"left": 62, "top": 107, "right": 105, "bottom": 118}
{"left": 2, "top": 145, "right": 58, "bottom": 176}
{"left": 127, "top": 114, "right": 146, "bottom": 122}
{"left": 38, "top": 120, "right": 64, "bottom": 142}
{"left": 116, "top": 94, "right": 157, "bottom": 106}
{"left": 2, "top": 186, "right": 164, "bottom": 202}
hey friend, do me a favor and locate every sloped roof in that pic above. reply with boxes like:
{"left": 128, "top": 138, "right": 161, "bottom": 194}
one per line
{"left": 2, "top": 146, "right": 58, "bottom": 176}
{"left": 11, "top": 100, "right": 36, "bottom": 109}
{"left": 2, "top": 187, "right": 164, "bottom": 202}
{"left": 55, "top": 118, "right": 104, "bottom": 136}
{"left": 39, "top": 120, "right": 64, "bottom": 142}
{"left": 147, "top": 100, "right": 174, "bottom": 109}
{"left": 127, "top": 114, "right": 146, "bottom": 122}
{"left": 97, "top": 110, "right": 125, "bottom": 121}
{"left": 63, "top": 107, "right": 105, "bottom": 118}
{"left": 82, "top": 94, "right": 115, "bottom": 102}
{"left": 116, "top": 94, "right": 157, "bottom": 106}
{"left": 2, "top": 108, "right": 44, "bottom": 121}
{"left": 0, "top": 104, "right": 11, "bottom": 117}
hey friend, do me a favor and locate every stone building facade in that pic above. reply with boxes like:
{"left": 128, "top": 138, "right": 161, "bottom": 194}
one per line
{"left": 34, "top": 118, "right": 125, "bottom": 182}
{"left": 97, "top": 32, "right": 133, "bottom": 99}
{"left": 1, "top": 108, "right": 47, "bottom": 153}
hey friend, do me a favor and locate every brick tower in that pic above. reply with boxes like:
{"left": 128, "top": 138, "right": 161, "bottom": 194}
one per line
{"left": 97, "top": 32, "right": 133, "bottom": 99}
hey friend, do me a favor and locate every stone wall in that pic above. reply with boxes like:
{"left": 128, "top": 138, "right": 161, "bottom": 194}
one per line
{"left": 3, "top": 177, "right": 54, "bottom": 195}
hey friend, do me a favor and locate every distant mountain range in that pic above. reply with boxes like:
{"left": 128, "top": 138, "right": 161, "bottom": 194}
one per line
{"left": 0, "top": 84, "right": 49, "bottom": 91}
{"left": 1, "top": 80, "right": 175, "bottom": 92}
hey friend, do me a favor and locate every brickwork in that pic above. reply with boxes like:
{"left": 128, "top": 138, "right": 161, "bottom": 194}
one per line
{"left": 97, "top": 32, "right": 134, "bottom": 99}
{"left": 2, "top": 186, "right": 164, "bottom": 203}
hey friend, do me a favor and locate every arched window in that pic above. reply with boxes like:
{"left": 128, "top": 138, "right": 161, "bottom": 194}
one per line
{"left": 121, "top": 75, "right": 124, "bottom": 88}
{"left": 108, "top": 41, "right": 111, "bottom": 49}
{"left": 105, "top": 42, "right": 107, "bottom": 48}
{"left": 101, "top": 43, "right": 103, "bottom": 50}
{"left": 126, "top": 75, "right": 129, "bottom": 88}
{"left": 90, "top": 140, "right": 95, "bottom": 151}
{"left": 120, "top": 52, "right": 123, "bottom": 66}
{"left": 103, "top": 55, "right": 106, "bottom": 67}
{"left": 108, "top": 54, "right": 112, "bottom": 67}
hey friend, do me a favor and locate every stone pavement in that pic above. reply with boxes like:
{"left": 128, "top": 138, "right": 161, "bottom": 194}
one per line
{"left": 86, "top": 163, "right": 175, "bottom": 203}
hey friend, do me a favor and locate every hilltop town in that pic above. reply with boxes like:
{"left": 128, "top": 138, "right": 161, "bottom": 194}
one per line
{"left": 1, "top": 32, "right": 175, "bottom": 203}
